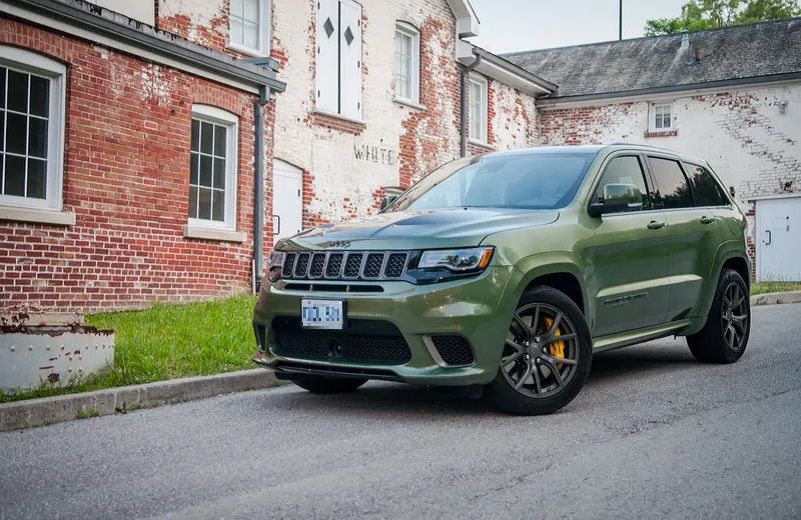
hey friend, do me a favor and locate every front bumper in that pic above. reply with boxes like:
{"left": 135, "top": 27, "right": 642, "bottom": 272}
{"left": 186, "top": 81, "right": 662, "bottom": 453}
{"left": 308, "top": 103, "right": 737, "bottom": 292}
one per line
{"left": 252, "top": 266, "right": 517, "bottom": 386}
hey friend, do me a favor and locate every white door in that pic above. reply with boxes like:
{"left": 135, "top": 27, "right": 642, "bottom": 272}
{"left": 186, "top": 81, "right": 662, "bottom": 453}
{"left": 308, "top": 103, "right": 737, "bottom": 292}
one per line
{"left": 273, "top": 160, "right": 303, "bottom": 241}
{"left": 756, "top": 196, "right": 801, "bottom": 281}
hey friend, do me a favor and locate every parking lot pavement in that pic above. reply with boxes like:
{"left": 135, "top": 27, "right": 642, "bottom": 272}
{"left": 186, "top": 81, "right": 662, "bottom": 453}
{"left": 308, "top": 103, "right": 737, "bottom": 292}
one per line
{"left": 1, "top": 303, "right": 800, "bottom": 520}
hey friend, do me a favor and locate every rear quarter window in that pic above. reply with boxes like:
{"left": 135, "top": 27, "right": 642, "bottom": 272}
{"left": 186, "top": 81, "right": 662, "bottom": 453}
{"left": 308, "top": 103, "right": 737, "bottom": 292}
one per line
{"left": 647, "top": 156, "right": 694, "bottom": 209}
{"left": 684, "top": 163, "right": 729, "bottom": 207}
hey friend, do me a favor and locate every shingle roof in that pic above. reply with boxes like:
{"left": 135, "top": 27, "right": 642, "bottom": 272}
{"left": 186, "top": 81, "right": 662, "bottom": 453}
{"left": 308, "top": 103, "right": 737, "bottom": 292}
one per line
{"left": 502, "top": 17, "right": 801, "bottom": 101}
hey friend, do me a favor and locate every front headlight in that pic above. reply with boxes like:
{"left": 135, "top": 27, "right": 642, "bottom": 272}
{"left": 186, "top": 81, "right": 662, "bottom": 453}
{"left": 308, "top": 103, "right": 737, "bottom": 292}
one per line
{"left": 265, "top": 251, "right": 286, "bottom": 283}
{"left": 418, "top": 247, "right": 494, "bottom": 272}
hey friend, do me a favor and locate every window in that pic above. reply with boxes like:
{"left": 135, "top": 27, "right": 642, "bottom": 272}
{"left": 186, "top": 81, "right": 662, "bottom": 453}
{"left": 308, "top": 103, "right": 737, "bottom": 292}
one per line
{"left": 593, "top": 156, "right": 650, "bottom": 214}
{"left": 0, "top": 47, "right": 66, "bottom": 211}
{"left": 649, "top": 102, "right": 674, "bottom": 131}
{"left": 468, "top": 75, "right": 488, "bottom": 144}
{"left": 394, "top": 22, "right": 419, "bottom": 103}
{"left": 647, "top": 156, "right": 694, "bottom": 209}
{"left": 189, "top": 106, "right": 238, "bottom": 230}
{"left": 229, "top": 0, "right": 270, "bottom": 55}
{"left": 316, "top": 0, "right": 362, "bottom": 120}
{"left": 685, "top": 163, "right": 728, "bottom": 207}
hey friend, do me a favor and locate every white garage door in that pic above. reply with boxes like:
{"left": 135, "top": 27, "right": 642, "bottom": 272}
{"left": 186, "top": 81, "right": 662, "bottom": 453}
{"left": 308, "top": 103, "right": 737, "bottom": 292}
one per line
{"left": 273, "top": 160, "right": 303, "bottom": 241}
{"left": 755, "top": 195, "right": 801, "bottom": 282}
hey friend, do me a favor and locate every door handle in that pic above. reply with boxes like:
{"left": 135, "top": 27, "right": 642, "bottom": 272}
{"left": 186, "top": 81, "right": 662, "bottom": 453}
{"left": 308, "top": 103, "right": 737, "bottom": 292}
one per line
{"left": 700, "top": 216, "right": 715, "bottom": 224}
{"left": 272, "top": 215, "right": 281, "bottom": 236}
{"left": 765, "top": 229, "right": 772, "bottom": 245}
{"left": 647, "top": 220, "right": 666, "bottom": 230}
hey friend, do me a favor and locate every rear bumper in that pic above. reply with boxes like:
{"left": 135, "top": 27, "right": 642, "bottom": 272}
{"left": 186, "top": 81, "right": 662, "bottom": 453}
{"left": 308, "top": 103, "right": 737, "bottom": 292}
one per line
{"left": 251, "top": 266, "right": 517, "bottom": 386}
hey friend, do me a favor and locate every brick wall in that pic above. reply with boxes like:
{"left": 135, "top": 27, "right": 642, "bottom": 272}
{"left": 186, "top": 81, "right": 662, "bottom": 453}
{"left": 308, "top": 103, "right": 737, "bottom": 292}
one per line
{"left": 0, "top": 17, "right": 276, "bottom": 313}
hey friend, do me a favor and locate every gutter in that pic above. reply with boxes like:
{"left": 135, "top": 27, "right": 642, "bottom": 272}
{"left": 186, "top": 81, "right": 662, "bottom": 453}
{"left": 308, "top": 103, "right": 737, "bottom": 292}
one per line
{"left": 252, "top": 81, "right": 272, "bottom": 292}
{"left": 471, "top": 47, "right": 557, "bottom": 93}
{"left": 4, "top": 0, "right": 286, "bottom": 93}
{"left": 460, "top": 53, "right": 482, "bottom": 157}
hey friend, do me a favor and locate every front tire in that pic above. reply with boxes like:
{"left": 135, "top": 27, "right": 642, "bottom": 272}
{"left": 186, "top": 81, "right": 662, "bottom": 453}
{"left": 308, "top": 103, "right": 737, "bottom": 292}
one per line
{"left": 486, "top": 286, "right": 592, "bottom": 415}
{"left": 291, "top": 375, "right": 367, "bottom": 394}
{"left": 686, "top": 268, "right": 750, "bottom": 364}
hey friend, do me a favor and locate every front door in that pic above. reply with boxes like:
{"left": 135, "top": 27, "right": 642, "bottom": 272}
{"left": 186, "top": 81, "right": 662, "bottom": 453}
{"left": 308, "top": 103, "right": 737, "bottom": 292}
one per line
{"left": 756, "top": 197, "right": 801, "bottom": 281}
{"left": 273, "top": 160, "right": 303, "bottom": 241}
{"left": 583, "top": 154, "right": 672, "bottom": 337}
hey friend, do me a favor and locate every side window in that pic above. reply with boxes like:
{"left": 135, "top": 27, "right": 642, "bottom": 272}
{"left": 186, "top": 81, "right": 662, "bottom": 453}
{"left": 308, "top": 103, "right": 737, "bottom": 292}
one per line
{"left": 592, "top": 155, "right": 650, "bottom": 214}
{"left": 684, "top": 163, "right": 728, "bottom": 207}
{"left": 647, "top": 156, "right": 694, "bottom": 209}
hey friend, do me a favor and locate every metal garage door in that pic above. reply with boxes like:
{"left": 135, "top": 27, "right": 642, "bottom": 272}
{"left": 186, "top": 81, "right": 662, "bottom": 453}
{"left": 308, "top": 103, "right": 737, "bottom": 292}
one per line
{"left": 755, "top": 194, "right": 801, "bottom": 281}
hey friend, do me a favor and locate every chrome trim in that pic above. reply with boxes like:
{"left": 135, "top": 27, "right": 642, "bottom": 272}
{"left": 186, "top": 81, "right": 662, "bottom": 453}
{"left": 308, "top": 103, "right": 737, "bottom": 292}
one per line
{"left": 423, "top": 335, "right": 477, "bottom": 368}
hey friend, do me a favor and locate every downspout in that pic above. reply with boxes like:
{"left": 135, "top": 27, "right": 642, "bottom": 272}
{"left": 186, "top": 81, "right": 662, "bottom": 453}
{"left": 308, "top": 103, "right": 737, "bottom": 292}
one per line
{"left": 459, "top": 53, "right": 482, "bottom": 157}
{"left": 253, "top": 85, "right": 271, "bottom": 292}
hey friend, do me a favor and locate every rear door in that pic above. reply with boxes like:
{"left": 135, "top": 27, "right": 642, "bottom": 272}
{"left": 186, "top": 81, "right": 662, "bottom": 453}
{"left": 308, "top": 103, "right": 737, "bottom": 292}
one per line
{"left": 646, "top": 155, "right": 724, "bottom": 321}
{"left": 584, "top": 153, "right": 672, "bottom": 337}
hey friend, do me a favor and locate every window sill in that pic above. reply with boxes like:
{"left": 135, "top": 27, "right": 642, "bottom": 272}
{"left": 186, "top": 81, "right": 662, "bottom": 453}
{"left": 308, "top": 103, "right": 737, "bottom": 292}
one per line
{"left": 393, "top": 97, "right": 426, "bottom": 111}
{"left": 183, "top": 225, "right": 246, "bottom": 243}
{"left": 312, "top": 109, "right": 366, "bottom": 127}
{"left": 226, "top": 43, "right": 269, "bottom": 58}
{"left": 644, "top": 130, "right": 678, "bottom": 138}
{"left": 0, "top": 205, "right": 75, "bottom": 226}
{"left": 468, "top": 138, "right": 493, "bottom": 150}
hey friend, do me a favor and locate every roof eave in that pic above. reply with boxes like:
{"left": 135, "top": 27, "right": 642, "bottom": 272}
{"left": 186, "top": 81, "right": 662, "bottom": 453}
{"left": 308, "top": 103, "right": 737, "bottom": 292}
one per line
{"left": 468, "top": 47, "right": 556, "bottom": 96}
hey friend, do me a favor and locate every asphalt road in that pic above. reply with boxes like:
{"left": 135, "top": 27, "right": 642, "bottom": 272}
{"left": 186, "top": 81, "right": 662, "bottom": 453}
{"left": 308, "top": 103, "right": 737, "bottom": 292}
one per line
{"left": 2, "top": 303, "right": 800, "bottom": 520}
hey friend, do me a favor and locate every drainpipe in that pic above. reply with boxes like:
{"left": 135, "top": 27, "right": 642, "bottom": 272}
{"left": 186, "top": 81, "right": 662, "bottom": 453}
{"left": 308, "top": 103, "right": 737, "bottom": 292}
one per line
{"left": 253, "top": 85, "right": 271, "bottom": 292}
{"left": 459, "top": 53, "right": 482, "bottom": 157}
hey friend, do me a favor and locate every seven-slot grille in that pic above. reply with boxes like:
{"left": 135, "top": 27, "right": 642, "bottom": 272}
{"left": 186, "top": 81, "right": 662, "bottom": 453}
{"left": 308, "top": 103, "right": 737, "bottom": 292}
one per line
{"left": 281, "top": 251, "right": 408, "bottom": 280}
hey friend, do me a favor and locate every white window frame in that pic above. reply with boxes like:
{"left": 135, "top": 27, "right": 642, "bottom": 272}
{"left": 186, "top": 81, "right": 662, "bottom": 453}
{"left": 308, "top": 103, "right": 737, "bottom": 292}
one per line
{"left": 0, "top": 45, "right": 66, "bottom": 212}
{"left": 468, "top": 74, "right": 488, "bottom": 144}
{"left": 188, "top": 105, "right": 239, "bottom": 231}
{"left": 394, "top": 21, "right": 420, "bottom": 104}
{"left": 649, "top": 102, "right": 674, "bottom": 132}
{"left": 228, "top": 0, "right": 271, "bottom": 57}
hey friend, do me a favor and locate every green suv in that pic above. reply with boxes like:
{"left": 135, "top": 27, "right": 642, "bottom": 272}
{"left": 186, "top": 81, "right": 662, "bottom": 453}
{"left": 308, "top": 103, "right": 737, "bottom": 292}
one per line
{"left": 252, "top": 145, "right": 751, "bottom": 414}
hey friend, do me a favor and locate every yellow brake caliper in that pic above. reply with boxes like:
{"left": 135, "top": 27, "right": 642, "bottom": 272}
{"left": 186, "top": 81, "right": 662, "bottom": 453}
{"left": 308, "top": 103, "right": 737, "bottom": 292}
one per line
{"left": 542, "top": 316, "right": 565, "bottom": 369}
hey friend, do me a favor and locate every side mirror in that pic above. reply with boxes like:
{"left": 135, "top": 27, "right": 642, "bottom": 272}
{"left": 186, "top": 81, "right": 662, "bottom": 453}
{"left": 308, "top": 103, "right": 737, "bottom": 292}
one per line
{"left": 380, "top": 195, "right": 399, "bottom": 210}
{"left": 589, "top": 183, "right": 643, "bottom": 217}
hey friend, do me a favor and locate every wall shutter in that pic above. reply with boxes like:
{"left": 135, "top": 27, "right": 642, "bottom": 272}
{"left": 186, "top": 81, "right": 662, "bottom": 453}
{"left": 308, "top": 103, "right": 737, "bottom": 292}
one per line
{"left": 316, "top": 0, "right": 339, "bottom": 113}
{"left": 338, "top": 0, "right": 362, "bottom": 120}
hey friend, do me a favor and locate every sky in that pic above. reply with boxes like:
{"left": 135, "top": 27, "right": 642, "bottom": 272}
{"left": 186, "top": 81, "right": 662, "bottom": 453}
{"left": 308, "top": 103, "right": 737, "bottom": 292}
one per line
{"left": 469, "top": 0, "right": 688, "bottom": 53}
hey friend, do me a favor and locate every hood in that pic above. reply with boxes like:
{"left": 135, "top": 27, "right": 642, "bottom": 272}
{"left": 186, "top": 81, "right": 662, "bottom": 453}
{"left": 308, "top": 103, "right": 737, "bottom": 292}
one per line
{"left": 278, "top": 208, "right": 559, "bottom": 251}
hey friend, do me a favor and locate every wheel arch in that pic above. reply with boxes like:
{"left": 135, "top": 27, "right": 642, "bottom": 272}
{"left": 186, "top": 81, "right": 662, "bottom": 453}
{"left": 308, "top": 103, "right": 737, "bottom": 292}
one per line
{"left": 511, "top": 254, "right": 591, "bottom": 325}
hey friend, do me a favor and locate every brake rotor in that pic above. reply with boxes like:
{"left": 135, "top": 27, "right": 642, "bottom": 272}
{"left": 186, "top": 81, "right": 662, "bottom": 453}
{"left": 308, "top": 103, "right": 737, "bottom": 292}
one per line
{"left": 543, "top": 316, "right": 565, "bottom": 369}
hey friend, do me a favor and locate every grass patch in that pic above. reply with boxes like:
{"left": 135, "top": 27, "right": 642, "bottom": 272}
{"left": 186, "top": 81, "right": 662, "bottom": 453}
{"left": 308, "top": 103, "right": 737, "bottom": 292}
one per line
{"left": 751, "top": 281, "right": 801, "bottom": 296}
{"left": 0, "top": 294, "right": 257, "bottom": 403}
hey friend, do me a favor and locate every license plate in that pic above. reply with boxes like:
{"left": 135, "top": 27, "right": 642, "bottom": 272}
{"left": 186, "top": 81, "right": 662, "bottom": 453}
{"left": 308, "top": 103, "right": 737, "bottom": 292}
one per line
{"left": 301, "top": 299, "right": 344, "bottom": 330}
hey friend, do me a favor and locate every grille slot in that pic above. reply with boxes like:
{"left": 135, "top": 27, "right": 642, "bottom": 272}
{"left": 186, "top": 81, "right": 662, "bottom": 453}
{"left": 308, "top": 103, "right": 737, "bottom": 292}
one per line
{"left": 280, "top": 251, "right": 410, "bottom": 281}
{"left": 431, "top": 335, "right": 475, "bottom": 366}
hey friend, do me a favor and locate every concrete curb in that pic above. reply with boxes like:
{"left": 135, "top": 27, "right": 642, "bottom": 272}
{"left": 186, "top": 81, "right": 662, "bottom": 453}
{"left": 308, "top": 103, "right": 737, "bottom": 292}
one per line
{"left": 0, "top": 368, "right": 283, "bottom": 432}
{"left": 750, "top": 290, "right": 801, "bottom": 306}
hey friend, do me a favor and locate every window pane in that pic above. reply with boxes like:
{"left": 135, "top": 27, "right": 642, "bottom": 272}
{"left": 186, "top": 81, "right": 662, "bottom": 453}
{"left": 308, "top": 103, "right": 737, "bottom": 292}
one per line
{"left": 230, "top": 18, "right": 244, "bottom": 45}
{"left": 6, "top": 113, "right": 27, "bottom": 154}
{"left": 214, "top": 125, "right": 226, "bottom": 157}
{"left": 686, "top": 164, "right": 727, "bottom": 206}
{"left": 231, "top": 0, "right": 243, "bottom": 17}
{"left": 244, "top": 0, "right": 258, "bottom": 23}
{"left": 594, "top": 156, "right": 649, "bottom": 213}
{"left": 213, "top": 158, "right": 226, "bottom": 189}
{"left": 26, "top": 158, "right": 46, "bottom": 199}
{"left": 199, "top": 155, "right": 212, "bottom": 187}
{"left": 244, "top": 22, "right": 259, "bottom": 49}
{"left": 0, "top": 110, "right": 4, "bottom": 151}
{"left": 211, "top": 189, "right": 225, "bottom": 221}
{"left": 188, "top": 185, "right": 199, "bottom": 218}
{"left": 191, "top": 120, "right": 200, "bottom": 152}
{"left": 198, "top": 187, "right": 212, "bottom": 219}
{"left": 29, "top": 76, "right": 49, "bottom": 117}
{"left": 28, "top": 117, "right": 48, "bottom": 158}
{"left": 0, "top": 68, "right": 5, "bottom": 109}
{"left": 3, "top": 155, "right": 25, "bottom": 196}
{"left": 648, "top": 157, "right": 693, "bottom": 209}
{"left": 190, "top": 152, "right": 199, "bottom": 185}
{"left": 7, "top": 70, "right": 28, "bottom": 113}
{"left": 200, "top": 122, "right": 214, "bottom": 154}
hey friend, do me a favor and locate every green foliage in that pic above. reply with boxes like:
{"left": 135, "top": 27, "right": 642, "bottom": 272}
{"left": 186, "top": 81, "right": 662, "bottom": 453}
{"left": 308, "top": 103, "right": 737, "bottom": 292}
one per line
{"left": 1, "top": 294, "right": 258, "bottom": 403}
{"left": 751, "top": 281, "right": 801, "bottom": 295}
{"left": 644, "top": 0, "right": 801, "bottom": 36}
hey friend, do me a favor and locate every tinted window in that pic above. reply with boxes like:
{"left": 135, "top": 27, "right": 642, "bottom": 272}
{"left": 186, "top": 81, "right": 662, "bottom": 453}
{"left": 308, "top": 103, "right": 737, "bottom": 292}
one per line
{"left": 592, "top": 156, "right": 650, "bottom": 214}
{"left": 392, "top": 153, "right": 595, "bottom": 211}
{"left": 685, "top": 163, "right": 728, "bottom": 207}
{"left": 648, "top": 157, "right": 694, "bottom": 209}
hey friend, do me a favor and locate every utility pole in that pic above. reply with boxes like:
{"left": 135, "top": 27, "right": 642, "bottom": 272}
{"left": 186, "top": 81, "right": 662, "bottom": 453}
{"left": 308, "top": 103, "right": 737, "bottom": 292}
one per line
{"left": 619, "top": 0, "right": 623, "bottom": 40}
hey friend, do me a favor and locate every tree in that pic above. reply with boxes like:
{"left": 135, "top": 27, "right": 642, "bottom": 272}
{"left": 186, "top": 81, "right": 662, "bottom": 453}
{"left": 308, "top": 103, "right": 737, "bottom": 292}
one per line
{"left": 644, "top": 0, "right": 801, "bottom": 36}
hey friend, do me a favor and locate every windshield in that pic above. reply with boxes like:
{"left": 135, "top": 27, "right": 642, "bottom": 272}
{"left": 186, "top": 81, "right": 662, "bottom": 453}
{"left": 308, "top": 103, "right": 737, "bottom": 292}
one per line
{"left": 387, "top": 153, "right": 596, "bottom": 212}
